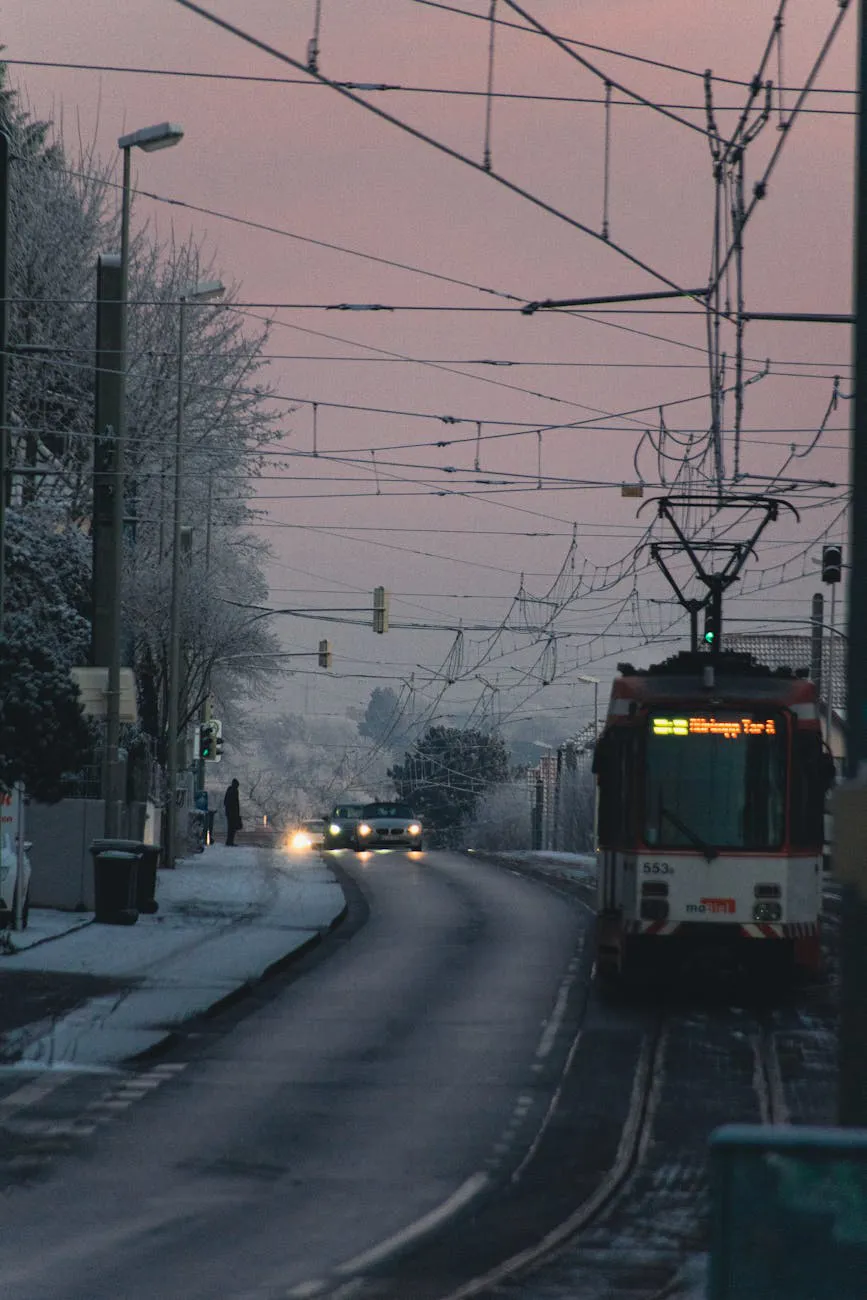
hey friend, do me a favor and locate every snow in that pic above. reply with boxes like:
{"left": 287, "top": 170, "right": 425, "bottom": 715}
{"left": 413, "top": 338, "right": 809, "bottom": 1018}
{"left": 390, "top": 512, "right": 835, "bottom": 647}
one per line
{"left": 0, "top": 844, "right": 346, "bottom": 1067}
{"left": 472, "top": 849, "right": 598, "bottom": 887}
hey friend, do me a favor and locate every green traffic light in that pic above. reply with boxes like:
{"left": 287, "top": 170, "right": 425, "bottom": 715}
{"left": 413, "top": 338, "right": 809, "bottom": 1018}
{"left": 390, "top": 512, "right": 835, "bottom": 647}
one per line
{"left": 704, "top": 630, "right": 715, "bottom": 644}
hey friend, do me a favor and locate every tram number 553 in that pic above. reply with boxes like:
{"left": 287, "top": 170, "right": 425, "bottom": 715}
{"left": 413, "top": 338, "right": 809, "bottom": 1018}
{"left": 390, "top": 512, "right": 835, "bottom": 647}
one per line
{"left": 642, "top": 861, "right": 673, "bottom": 875}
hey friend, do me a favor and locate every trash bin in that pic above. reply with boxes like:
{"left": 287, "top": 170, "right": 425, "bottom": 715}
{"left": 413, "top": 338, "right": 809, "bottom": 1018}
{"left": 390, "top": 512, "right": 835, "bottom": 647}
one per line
{"left": 89, "top": 838, "right": 160, "bottom": 916}
{"left": 89, "top": 841, "right": 139, "bottom": 925}
{"left": 136, "top": 844, "right": 160, "bottom": 914}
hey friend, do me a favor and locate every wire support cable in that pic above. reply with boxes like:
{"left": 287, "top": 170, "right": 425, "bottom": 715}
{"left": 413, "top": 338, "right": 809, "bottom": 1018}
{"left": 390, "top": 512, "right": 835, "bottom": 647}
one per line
{"left": 500, "top": 0, "right": 712, "bottom": 140}
{"left": 175, "top": 0, "right": 699, "bottom": 300}
{"left": 711, "top": 0, "right": 852, "bottom": 293}
{"left": 483, "top": 0, "right": 498, "bottom": 171}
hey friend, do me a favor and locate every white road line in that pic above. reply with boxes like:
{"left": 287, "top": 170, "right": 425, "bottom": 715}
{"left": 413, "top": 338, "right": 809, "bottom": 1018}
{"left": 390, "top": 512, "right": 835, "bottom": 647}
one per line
{"left": 333, "top": 1172, "right": 490, "bottom": 1277}
{"left": 535, "top": 957, "right": 579, "bottom": 1061}
{"left": 0, "top": 1073, "right": 72, "bottom": 1116}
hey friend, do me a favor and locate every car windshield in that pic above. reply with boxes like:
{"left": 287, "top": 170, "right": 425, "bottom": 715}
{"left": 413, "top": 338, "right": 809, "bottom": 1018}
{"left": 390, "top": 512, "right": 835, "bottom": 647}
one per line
{"left": 644, "top": 709, "right": 787, "bottom": 851}
{"left": 332, "top": 806, "right": 364, "bottom": 819}
{"left": 363, "top": 803, "right": 415, "bottom": 820}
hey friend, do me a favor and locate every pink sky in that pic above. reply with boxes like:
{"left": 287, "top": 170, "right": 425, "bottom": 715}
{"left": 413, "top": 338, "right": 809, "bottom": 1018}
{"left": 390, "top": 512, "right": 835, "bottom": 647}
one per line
{"left": 1, "top": 1, "right": 856, "bottom": 734}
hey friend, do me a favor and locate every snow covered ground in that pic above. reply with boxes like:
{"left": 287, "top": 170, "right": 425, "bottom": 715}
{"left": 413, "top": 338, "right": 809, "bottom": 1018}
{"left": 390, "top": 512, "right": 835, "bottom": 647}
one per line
{"left": 0, "top": 844, "right": 346, "bottom": 1066}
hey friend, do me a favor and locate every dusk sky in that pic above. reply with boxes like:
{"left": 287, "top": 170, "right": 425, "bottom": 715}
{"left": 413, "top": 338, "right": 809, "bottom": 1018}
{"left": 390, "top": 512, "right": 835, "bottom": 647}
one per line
{"left": 2, "top": 1, "right": 856, "bottom": 741}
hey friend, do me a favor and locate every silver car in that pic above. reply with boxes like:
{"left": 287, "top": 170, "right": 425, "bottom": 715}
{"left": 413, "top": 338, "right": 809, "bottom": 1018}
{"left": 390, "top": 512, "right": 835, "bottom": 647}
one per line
{"left": 354, "top": 802, "right": 423, "bottom": 851}
{"left": 324, "top": 804, "right": 367, "bottom": 850}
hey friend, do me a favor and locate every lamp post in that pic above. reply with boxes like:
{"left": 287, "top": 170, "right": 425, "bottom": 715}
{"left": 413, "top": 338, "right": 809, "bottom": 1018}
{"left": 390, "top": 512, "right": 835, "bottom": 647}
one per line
{"left": 105, "top": 123, "right": 184, "bottom": 837}
{"left": 103, "top": 122, "right": 183, "bottom": 839}
{"left": 165, "top": 279, "right": 224, "bottom": 867}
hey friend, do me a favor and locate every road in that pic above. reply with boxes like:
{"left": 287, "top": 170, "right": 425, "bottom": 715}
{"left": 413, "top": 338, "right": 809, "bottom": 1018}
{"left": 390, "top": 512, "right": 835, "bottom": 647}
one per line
{"left": 0, "top": 848, "right": 592, "bottom": 1300}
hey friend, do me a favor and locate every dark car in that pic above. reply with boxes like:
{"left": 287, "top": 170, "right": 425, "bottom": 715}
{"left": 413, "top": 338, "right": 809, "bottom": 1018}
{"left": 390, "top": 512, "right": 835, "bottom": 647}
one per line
{"left": 324, "top": 804, "right": 367, "bottom": 849}
{"left": 354, "top": 802, "right": 423, "bottom": 852}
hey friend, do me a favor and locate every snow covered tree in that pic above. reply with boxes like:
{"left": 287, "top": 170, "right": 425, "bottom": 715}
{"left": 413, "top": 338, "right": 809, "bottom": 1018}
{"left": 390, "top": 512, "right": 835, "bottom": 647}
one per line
{"left": 1, "top": 61, "right": 293, "bottom": 798}
{"left": 236, "top": 712, "right": 389, "bottom": 827}
{"left": 357, "top": 685, "right": 416, "bottom": 753}
{"left": 0, "top": 625, "right": 95, "bottom": 801}
{"left": 465, "top": 781, "right": 532, "bottom": 851}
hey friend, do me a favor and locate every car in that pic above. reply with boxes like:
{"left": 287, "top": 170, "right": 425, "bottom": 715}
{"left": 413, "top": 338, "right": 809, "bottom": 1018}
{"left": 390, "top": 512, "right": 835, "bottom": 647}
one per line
{"left": 353, "top": 802, "right": 423, "bottom": 852}
{"left": 288, "top": 819, "right": 325, "bottom": 852}
{"left": 324, "top": 804, "right": 367, "bottom": 849}
{"left": 0, "top": 829, "right": 31, "bottom": 928}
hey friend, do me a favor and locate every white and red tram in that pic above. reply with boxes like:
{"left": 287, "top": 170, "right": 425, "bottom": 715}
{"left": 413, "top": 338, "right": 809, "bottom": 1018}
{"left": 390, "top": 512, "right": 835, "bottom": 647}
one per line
{"left": 593, "top": 651, "right": 833, "bottom": 983}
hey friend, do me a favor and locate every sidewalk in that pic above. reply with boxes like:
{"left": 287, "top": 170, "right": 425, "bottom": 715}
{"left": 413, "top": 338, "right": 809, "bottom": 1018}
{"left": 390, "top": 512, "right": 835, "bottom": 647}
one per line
{"left": 0, "top": 844, "right": 346, "bottom": 1069}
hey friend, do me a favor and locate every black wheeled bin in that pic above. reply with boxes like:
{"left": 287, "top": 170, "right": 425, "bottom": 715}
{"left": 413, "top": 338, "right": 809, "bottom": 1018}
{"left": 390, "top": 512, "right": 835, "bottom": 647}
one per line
{"left": 89, "top": 840, "right": 140, "bottom": 925}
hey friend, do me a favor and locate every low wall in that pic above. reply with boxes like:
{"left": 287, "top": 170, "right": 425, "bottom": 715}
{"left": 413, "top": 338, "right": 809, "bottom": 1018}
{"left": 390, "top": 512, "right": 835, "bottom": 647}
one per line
{"left": 26, "top": 799, "right": 157, "bottom": 912}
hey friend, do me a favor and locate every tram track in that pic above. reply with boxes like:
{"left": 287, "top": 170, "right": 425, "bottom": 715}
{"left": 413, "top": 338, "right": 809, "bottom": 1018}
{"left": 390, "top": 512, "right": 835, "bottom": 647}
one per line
{"left": 298, "top": 855, "right": 836, "bottom": 1300}
{"left": 428, "top": 1012, "right": 669, "bottom": 1300}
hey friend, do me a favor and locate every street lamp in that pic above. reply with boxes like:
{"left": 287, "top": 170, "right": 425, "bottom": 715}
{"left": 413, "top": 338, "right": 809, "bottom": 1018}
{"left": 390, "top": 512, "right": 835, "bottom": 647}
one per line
{"left": 577, "top": 674, "right": 600, "bottom": 745}
{"left": 104, "top": 122, "right": 183, "bottom": 839}
{"left": 165, "top": 279, "right": 224, "bottom": 867}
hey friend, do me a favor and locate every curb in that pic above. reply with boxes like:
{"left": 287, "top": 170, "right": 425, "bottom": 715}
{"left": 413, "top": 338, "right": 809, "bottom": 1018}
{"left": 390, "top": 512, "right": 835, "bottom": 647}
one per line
{"left": 129, "top": 898, "right": 350, "bottom": 1064}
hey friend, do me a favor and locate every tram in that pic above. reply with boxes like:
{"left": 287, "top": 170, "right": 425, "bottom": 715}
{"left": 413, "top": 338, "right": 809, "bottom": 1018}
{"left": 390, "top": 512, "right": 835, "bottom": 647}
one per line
{"left": 593, "top": 651, "right": 833, "bottom": 983}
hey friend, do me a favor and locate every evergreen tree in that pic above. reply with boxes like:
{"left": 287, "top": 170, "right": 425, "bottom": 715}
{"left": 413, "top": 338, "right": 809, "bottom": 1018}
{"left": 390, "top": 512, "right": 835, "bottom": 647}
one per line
{"left": 389, "top": 726, "right": 510, "bottom": 840}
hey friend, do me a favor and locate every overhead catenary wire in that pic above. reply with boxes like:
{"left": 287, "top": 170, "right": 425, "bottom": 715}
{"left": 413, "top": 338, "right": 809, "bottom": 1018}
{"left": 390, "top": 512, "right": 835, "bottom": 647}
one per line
{"left": 174, "top": 0, "right": 703, "bottom": 302}
{"left": 8, "top": 12, "right": 851, "bottom": 729}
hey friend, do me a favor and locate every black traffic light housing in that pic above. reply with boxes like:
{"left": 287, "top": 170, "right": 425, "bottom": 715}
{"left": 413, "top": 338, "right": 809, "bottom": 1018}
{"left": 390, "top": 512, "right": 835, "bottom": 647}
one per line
{"left": 703, "top": 604, "right": 719, "bottom": 649}
{"left": 200, "top": 723, "right": 215, "bottom": 760}
{"left": 822, "top": 543, "right": 842, "bottom": 584}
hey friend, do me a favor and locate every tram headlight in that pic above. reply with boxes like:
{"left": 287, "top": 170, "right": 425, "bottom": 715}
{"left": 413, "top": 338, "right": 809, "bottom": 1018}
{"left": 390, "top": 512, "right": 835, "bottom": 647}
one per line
{"left": 752, "top": 901, "right": 782, "bottom": 923}
{"left": 640, "top": 898, "right": 669, "bottom": 921}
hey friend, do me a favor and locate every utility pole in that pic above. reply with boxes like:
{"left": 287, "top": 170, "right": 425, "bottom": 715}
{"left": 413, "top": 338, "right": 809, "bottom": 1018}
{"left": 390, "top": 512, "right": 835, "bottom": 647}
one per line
{"left": 0, "top": 132, "right": 10, "bottom": 636}
{"left": 92, "top": 254, "right": 124, "bottom": 835}
{"left": 839, "top": 0, "right": 867, "bottom": 1127}
{"left": 810, "top": 592, "right": 824, "bottom": 713}
{"left": 92, "top": 256, "right": 123, "bottom": 667}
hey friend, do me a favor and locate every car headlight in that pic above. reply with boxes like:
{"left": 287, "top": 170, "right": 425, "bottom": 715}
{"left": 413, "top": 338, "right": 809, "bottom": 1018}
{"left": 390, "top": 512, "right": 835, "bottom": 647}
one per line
{"left": 329, "top": 824, "right": 341, "bottom": 835}
{"left": 358, "top": 823, "right": 372, "bottom": 837}
{"left": 408, "top": 823, "right": 421, "bottom": 837}
{"left": 291, "top": 831, "right": 312, "bottom": 851}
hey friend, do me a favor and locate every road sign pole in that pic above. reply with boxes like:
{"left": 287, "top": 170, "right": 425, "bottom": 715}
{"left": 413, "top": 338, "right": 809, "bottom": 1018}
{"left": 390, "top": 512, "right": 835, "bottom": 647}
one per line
{"left": 839, "top": 0, "right": 867, "bottom": 1127}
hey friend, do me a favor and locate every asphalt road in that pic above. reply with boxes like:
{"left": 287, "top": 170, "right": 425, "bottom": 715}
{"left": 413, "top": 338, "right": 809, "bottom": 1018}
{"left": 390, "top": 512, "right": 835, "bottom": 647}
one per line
{"left": 0, "top": 848, "right": 591, "bottom": 1300}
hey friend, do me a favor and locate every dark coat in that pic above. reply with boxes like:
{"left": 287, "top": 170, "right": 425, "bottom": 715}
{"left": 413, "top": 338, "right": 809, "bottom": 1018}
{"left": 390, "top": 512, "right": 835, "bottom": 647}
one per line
{"left": 223, "top": 782, "right": 241, "bottom": 828}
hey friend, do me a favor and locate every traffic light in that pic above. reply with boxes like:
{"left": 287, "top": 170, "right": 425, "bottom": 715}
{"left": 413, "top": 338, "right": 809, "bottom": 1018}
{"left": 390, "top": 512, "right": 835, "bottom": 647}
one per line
{"left": 200, "top": 723, "right": 215, "bottom": 760}
{"left": 200, "top": 719, "right": 222, "bottom": 762}
{"left": 318, "top": 639, "right": 332, "bottom": 669}
{"left": 703, "top": 606, "right": 719, "bottom": 647}
{"left": 373, "top": 586, "right": 389, "bottom": 634}
{"left": 822, "top": 543, "right": 842, "bottom": 584}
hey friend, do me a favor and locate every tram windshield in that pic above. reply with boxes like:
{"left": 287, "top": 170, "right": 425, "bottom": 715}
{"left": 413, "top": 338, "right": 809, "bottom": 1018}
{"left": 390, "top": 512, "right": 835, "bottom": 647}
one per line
{"left": 644, "top": 710, "right": 787, "bottom": 851}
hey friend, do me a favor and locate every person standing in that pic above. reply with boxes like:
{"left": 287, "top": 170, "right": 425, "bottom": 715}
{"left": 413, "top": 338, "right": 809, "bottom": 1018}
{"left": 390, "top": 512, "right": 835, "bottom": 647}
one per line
{"left": 223, "top": 778, "right": 242, "bottom": 846}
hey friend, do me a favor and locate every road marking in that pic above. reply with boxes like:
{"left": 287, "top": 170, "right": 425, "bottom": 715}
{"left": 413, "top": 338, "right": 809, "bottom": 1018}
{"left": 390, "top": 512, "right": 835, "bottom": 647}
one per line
{"left": 535, "top": 955, "right": 580, "bottom": 1061}
{"left": 333, "top": 1172, "right": 489, "bottom": 1277}
{"left": 0, "top": 1073, "right": 72, "bottom": 1117}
